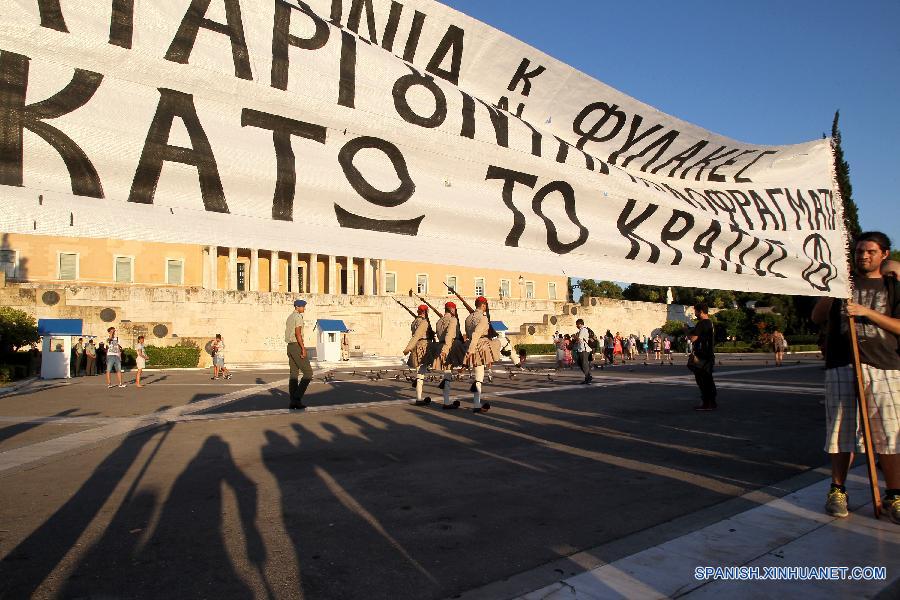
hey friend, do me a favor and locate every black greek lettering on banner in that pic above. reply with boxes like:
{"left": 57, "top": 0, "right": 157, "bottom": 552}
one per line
{"left": 36, "top": 0, "right": 68, "bottom": 32}
{"left": 271, "top": 0, "right": 330, "bottom": 91}
{"left": 128, "top": 88, "right": 228, "bottom": 213}
{"left": 109, "top": 0, "right": 135, "bottom": 49}
{"left": 485, "top": 166, "right": 538, "bottom": 248}
{"left": 347, "top": 0, "right": 379, "bottom": 44}
{"left": 393, "top": 67, "right": 447, "bottom": 128}
{"left": 801, "top": 233, "right": 837, "bottom": 292}
{"left": 241, "top": 108, "right": 327, "bottom": 221}
{"left": 734, "top": 150, "right": 776, "bottom": 183}
{"left": 381, "top": 1, "right": 404, "bottom": 52}
{"left": 573, "top": 102, "right": 625, "bottom": 151}
{"left": 165, "top": 0, "right": 253, "bottom": 81}
{"left": 531, "top": 181, "right": 589, "bottom": 254}
{"left": 0, "top": 51, "right": 103, "bottom": 198}
{"left": 425, "top": 25, "right": 464, "bottom": 85}
{"left": 693, "top": 221, "right": 724, "bottom": 270}
{"left": 507, "top": 58, "right": 546, "bottom": 96}
{"left": 659, "top": 210, "right": 695, "bottom": 265}
{"left": 336, "top": 136, "right": 424, "bottom": 235}
{"left": 616, "top": 199, "right": 660, "bottom": 262}
{"left": 607, "top": 114, "right": 664, "bottom": 166}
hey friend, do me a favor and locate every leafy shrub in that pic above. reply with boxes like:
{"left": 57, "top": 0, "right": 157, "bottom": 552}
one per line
{"left": 146, "top": 345, "right": 201, "bottom": 367}
{"left": 514, "top": 343, "right": 557, "bottom": 355}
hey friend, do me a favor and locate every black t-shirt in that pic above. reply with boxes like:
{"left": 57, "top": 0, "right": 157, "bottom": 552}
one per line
{"left": 691, "top": 319, "right": 715, "bottom": 359}
{"left": 826, "top": 276, "right": 900, "bottom": 370}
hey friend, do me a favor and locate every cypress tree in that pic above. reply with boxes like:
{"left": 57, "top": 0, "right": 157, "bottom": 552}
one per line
{"left": 831, "top": 110, "right": 861, "bottom": 238}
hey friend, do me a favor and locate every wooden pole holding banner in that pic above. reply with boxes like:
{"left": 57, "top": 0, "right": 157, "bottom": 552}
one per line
{"left": 847, "top": 317, "right": 882, "bottom": 518}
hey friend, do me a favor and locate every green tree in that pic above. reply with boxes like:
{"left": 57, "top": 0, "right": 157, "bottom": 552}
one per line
{"left": 891, "top": 250, "right": 899, "bottom": 262}
{"left": 0, "top": 307, "right": 39, "bottom": 351}
{"left": 577, "top": 278, "right": 601, "bottom": 298}
{"left": 595, "top": 280, "right": 624, "bottom": 299}
{"left": 712, "top": 309, "right": 750, "bottom": 341}
{"left": 623, "top": 283, "right": 666, "bottom": 303}
{"left": 831, "top": 111, "right": 861, "bottom": 239}
{"left": 661, "top": 320, "right": 687, "bottom": 337}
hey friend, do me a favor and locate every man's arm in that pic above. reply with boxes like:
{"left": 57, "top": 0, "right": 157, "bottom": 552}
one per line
{"left": 811, "top": 297, "right": 834, "bottom": 325}
{"left": 294, "top": 325, "right": 306, "bottom": 358}
{"left": 846, "top": 302, "right": 900, "bottom": 336}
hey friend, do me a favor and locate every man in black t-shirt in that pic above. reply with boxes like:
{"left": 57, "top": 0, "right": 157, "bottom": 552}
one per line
{"left": 812, "top": 231, "right": 900, "bottom": 524}
{"left": 686, "top": 303, "right": 716, "bottom": 411}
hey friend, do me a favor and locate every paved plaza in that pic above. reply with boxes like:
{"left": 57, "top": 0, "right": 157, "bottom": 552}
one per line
{"left": 0, "top": 355, "right": 897, "bottom": 599}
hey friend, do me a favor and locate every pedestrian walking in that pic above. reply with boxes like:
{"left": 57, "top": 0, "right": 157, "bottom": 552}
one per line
{"left": 105, "top": 327, "right": 126, "bottom": 388}
{"left": 210, "top": 334, "right": 232, "bottom": 380}
{"left": 686, "top": 304, "right": 716, "bottom": 410}
{"left": 812, "top": 231, "right": 900, "bottom": 523}
{"left": 135, "top": 335, "right": 148, "bottom": 387}
{"left": 286, "top": 299, "right": 313, "bottom": 410}
{"left": 771, "top": 328, "right": 787, "bottom": 367}
{"left": 575, "top": 319, "right": 593, "bottom": 384}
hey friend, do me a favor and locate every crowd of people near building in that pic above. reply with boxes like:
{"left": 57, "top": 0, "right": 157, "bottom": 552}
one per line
{"left": 552, "top": 330, "right": 688, "bottom": 369}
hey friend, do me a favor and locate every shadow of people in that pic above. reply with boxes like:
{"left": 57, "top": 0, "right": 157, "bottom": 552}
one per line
{"left": 0, "top": 428, "right": 158, "bottom": 598}
{"left": 261, "top": 421, "right": 443, "bottom": 599}
{"left": 0, "top": 408, "right": 80, "bottom": 445}
{"left": 59, "top": 434, "right": 265, "bottom": 599}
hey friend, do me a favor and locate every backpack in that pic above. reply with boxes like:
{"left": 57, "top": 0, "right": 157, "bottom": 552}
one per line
{"left": 586, "top": 327, "right": 599, "bottom": 350}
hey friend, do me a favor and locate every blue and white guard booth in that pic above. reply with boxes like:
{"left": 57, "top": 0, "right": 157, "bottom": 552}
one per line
{"left": 315, "top": 319, "right": 348, "bottom": 362}
{"left": 491, "top": 321, "right": 517, "bottom": 363}
{"left": 37, "top": 318, "right": 83, "bottom": 379}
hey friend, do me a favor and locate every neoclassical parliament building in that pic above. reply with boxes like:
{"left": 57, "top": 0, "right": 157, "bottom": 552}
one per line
{"left": 1, "top": 233, "right": 566, "bottom": 301}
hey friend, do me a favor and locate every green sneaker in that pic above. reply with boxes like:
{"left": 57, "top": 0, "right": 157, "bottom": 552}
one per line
{"left": 826, "top": 487, "right": 849, "bottom": 518}
{"left": 883, "top": 495, "right": 900, "bottom": 524}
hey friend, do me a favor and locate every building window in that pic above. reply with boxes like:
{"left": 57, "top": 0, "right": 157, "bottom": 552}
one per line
{"left": 236, "top": 262, "right": 245, "bottom": 290}
{"left": 58, "top": 252, "right": 78, "bottom": 280}
{"left": 167, "top": 259, "right": 184, "bottom": 285}
{"left": 499, "top": 279, "right": 511, "bottom": 298}
{"left": 525, "top": 281, "right": 535, "bottom": 299}
{"left": 114, "top": 256, "right": 133, "bottom": 283}
{"left": 416, "top": 273, "right": 428, "bottom": 294}
{"left": 446, "top": 275, "right": 458, "bottom": 294}
{"left": 474, "top": 277, "right": 485, "bottom": 297}
{"left": 548, "top": 282, "right": 558, "bottom": 300}
{"left": 0, "top": 249, "right": 18, "bottom": 280}
{"left": 385, "top": 272, "right": 397, "bottom": 294}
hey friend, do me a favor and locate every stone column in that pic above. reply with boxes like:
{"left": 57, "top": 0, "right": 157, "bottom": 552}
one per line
{"left": 249, "top": 249, "right": 259, "bottom": 292}
{"left": 363, "top": 258, "right": 373, "bottom": 296}
{"left": 290, "top": 252, "right": 299, "bottom": 293}
{"left": 270, "top": 250, "right": 280, "bottom": 292}
{"left": 209, "top": 246, "right": 218, "bottom": 290}
{"left": 327, "top": 255, "right": 336, "bottom": 295}
{"left": 309, "top": 253, "right": 319, "bottom": 293}
{"left": 378, "top": 259, "right": 386, "bottom": 295}
{"left": 346, "top": 256, "right": 356, "bottom": 295}
{"left": 227, "top": 247, "right": 237, "bottom": 290}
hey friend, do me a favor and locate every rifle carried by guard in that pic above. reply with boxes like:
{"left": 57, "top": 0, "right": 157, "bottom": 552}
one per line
{"left": 444, "top": 282, "right": 475, "bottom": 314}
{"left": 395, "top": 297, "right": 435, "bottom": 341}
{"left": 417, "top": 295, "right": 444, "bottom": 318}
{"left": 444, "top": 283, "right": 497, "bottom": 339}
{"left": 393, "top": 297, "right": 417, "bottom": 318}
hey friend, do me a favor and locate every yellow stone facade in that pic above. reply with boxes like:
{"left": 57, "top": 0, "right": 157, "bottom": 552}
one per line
{"left": 1, "top": 233, "right": 567, "bottom": 301}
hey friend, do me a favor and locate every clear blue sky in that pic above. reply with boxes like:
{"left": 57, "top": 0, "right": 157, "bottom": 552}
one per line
{"left": 443, "top": 0, "right": 900, "bottom": 259}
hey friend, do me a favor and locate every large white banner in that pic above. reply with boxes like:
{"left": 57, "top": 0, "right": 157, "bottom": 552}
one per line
{"left": 0, "top": 0, "right": 849, "bottom": 296}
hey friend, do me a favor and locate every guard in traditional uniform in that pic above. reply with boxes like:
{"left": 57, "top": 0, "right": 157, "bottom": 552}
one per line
{"left": 429, "top": 301, "right": 466, "bottom": 409}
{"left": 403, "top": 304, "right": 433, "bottom": 406}
{"left": 464, "top": 296, "right": 501, "bottom": 413}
